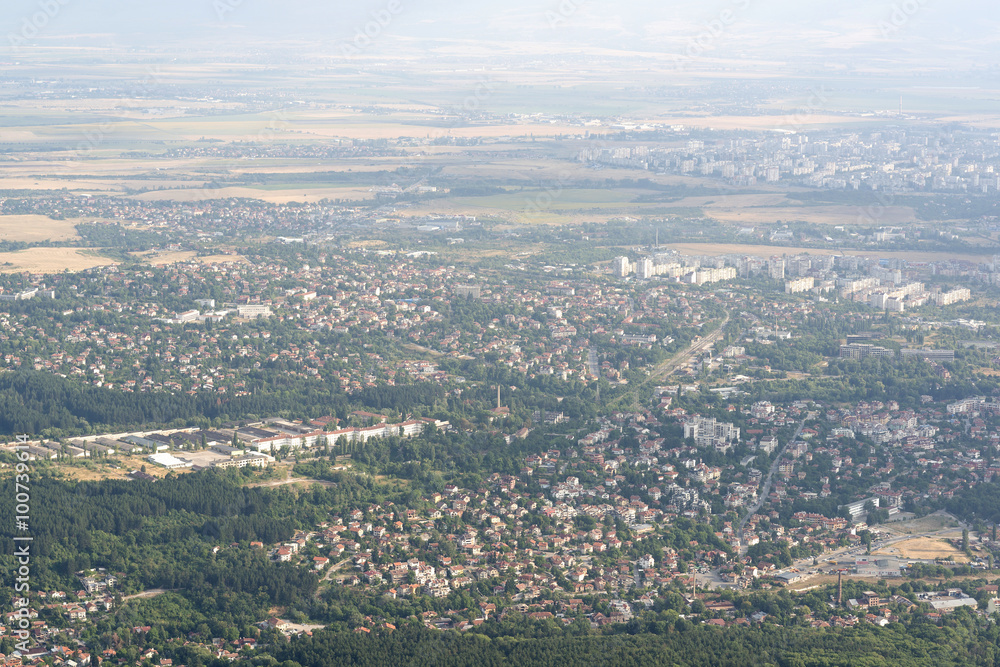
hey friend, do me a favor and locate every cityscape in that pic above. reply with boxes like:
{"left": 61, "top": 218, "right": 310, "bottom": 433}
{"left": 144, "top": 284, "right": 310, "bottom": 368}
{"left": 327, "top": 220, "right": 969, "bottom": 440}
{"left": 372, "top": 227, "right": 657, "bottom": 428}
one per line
{"left": 0, "top": 1, "right": 998, "bottom": 666}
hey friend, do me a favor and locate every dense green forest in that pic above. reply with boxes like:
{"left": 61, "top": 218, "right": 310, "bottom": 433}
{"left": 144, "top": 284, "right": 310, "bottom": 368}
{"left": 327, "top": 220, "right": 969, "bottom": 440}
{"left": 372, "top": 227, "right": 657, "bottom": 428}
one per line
{"left": 0, "top": 370, "right": 444, "bottom": 436}
{"left": 0, "top": 472, "right": 331, "bottom": 633}
{"left": 948, "top": 481, "right": 1000, "bottom": 526}
{"left": 239, "top": 620, "right": 1000, "bottom": 667}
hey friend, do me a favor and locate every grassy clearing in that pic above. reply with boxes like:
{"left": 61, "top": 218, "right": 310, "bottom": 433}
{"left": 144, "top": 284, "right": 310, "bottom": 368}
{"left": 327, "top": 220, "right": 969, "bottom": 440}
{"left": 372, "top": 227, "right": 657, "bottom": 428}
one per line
{"left": 883, "top": 514, "right": 960, "bottom": 536}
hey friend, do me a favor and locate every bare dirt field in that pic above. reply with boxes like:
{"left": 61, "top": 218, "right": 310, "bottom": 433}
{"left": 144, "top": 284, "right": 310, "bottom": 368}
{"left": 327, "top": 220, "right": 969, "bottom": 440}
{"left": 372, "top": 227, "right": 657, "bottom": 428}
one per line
{"left": 0, "top": 247, "right": 118, "bottom": 273}
{"left": 131, "top": 251, "right": 248, "bottom": 265}
{"left": 403, "top": 343, "right": 445, "bottom": 357}
{"left": 882, "top": 514, "right": 961, "bottom": 536}
{"left": 789, "top": 574, "right": 879, "bottom": 592}
{"left": 0, "top": 215, "right": 81, "bottom": 242}
{"left": 873, "top": 537, "right": 969, "bottom": 563}
{"left": 123, "top": 589, "right": 172, "bottom": 602}
{"left": 131, "top": 250, "right": 199, "bottom": 265}
{"left": 57, "top": 454, "right": 189, "bottom": 482}
{"left": 197, "top": 254, "right": 249, "bottom": 264}
{"left": 59, "top": 465, "right": 132, "bottom": 482}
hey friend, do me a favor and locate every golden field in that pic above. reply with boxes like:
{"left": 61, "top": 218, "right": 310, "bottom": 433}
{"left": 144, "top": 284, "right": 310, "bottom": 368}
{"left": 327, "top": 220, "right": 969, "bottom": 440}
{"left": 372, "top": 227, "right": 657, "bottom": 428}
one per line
{"left": 0, "top": 247, "right": 118, "bottom": 273}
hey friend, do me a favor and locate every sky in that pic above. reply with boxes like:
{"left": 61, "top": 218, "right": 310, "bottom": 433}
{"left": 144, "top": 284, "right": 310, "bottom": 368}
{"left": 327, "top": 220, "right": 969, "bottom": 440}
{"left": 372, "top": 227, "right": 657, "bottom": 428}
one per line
{"left": 1, "top": 0, "right": 997, "bottom": 68}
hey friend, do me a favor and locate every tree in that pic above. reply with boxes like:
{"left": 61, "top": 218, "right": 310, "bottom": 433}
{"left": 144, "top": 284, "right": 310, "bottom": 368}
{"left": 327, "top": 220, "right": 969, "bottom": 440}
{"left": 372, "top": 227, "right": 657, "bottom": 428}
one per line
{"left": 860, "top": 530, "right": 873, "bottom": 555}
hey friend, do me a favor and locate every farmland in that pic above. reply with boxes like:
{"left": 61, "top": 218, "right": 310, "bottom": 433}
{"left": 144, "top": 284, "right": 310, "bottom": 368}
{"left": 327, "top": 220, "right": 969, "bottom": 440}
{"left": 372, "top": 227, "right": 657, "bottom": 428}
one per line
{"left": 0, "top": 215, "right": 81, "bottom": 242}
{"left": 0, "top": 247, "right": 118, "bottom": 273}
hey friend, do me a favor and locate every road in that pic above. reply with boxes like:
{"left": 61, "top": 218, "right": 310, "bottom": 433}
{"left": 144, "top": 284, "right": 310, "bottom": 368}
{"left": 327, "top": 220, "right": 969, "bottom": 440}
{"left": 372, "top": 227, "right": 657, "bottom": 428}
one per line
{"left": 774, "top": 521, "right": 972, "bottom": 587}
{"left": 694, "top": 517, "right": 970, "bottom": 592}
{"left": 737, "top": 413, "right": 811, "bottom": 552}
{"left": 798, "top": 527, "right": 962, "bottom": 568}
{"left": 313, "top": 556, "right": 356, "bottom": 597}
{"left": 650, "top": 311, "right": 731, "bottom": 383}
{"left": 614, "top": 311, "right": 731, "bottom": 410}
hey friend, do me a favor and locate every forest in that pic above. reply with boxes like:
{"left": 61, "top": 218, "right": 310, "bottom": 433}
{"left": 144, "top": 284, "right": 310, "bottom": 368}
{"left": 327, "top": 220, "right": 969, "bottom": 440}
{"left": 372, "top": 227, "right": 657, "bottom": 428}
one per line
{"left": 237, "top": 619, "right": 1000, "bottom": 667}
{"left": 0, "top": 370, "right": 445, "bottom": 437}
{"left": 0, "top": 470, "right": 331, "bottom": 645}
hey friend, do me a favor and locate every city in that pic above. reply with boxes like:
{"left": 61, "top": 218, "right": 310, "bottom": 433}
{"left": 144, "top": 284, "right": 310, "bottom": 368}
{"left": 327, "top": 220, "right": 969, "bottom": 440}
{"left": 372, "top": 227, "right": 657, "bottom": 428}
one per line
{"left": 0, "top": 1, "right": 999, "bottom": 665}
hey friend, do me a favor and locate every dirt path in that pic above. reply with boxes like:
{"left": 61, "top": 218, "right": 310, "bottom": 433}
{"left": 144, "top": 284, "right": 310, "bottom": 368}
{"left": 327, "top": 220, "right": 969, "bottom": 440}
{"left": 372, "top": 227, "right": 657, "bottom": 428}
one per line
{"left": 122, "top": 588, "right": 172, "bottom": 601}
{"left": 314, "top": 557, "right": 356, "bottom": 598}
{"left": 248, "top": 477, "right": 338, "bottom": 488}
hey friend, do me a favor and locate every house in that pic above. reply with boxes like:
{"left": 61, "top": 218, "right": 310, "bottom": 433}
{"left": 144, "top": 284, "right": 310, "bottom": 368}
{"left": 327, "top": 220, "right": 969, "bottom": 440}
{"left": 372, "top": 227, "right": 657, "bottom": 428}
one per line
{"left": 861, "top": 591, "right": 883, "bottom": 608}
{"left": 263, "top": 617, "right": 291, "bottom": 632}
{"left": 65, "top": 606, "right": 87, "bottom": 621}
